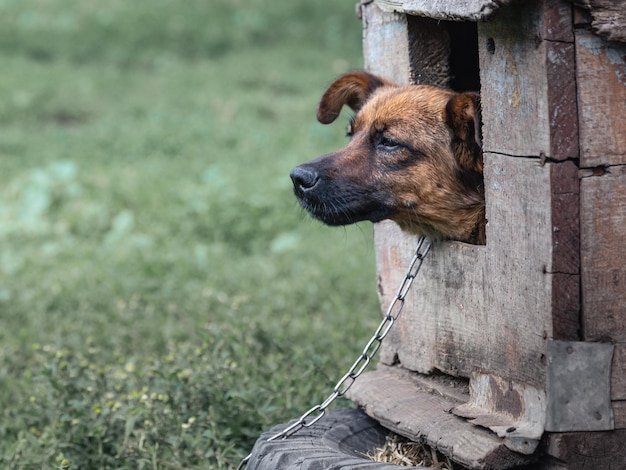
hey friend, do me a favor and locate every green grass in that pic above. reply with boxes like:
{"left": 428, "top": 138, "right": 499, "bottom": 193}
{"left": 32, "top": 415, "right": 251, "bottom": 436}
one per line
{"left": 0, "top": 1, "right": 380, "bottom": 468}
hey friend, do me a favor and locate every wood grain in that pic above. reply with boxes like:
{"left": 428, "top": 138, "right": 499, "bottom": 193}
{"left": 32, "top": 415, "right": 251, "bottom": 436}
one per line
{"left": 348, "top": 366, "right": 533, "bottom": 469}
{"left": 613, "top": 400, "right": 626, "bottom": 429}
{"left": 612, "top": 343, "right": 626, "bottom": 401}
{"left": 374, "top": 0, "right": 512, "bottom": 21}
{"left": 575, "top": 30, "right": 626, "bottom": 166}
{"left": 483, "top": 154, "right": 555, "bottom": 387}
{"left": 581, "top": 166, "right": 626, "bottom": 341}
{"left": 550, "top": 162, "right": 581, "bottom": 340}
{"left": 478, "top": 0, "right": 577, "bottom": 159}
{"left": 362, "top": 2, "right": 410, "bottom": 85}
{"left": 573, "top": 0, "right": 626, "bottom": 42}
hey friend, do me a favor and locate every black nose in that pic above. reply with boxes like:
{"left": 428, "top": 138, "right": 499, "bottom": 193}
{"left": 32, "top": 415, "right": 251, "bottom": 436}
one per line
{"left": 290, "top": 166, "right": 320, "bottom": 194}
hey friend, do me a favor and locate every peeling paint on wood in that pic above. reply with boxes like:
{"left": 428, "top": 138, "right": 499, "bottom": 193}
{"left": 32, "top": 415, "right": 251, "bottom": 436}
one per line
{"left": 453, "top": 372, "right": 546, "bottom": 455}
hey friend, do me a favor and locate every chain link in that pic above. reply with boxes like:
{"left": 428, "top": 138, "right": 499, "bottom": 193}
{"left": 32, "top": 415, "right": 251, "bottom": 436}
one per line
{"left": 237, "top": 236, "right": 431, "bottom": 469}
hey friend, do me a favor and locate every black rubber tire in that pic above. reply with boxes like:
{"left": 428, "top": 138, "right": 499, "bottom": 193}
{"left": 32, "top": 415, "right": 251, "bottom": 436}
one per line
{"left": 247, "top": 408, "right": 434, "bottom": 469}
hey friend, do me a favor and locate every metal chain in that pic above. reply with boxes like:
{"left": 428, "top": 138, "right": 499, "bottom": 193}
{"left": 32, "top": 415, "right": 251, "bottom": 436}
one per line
{"left": 237, "top": 236, "right": 431, "bottom": 470}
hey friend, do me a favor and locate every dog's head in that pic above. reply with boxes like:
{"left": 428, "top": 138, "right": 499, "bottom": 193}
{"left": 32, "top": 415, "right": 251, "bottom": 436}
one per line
{"left": 290, "top": 71, "right": 485, "bottom": 244}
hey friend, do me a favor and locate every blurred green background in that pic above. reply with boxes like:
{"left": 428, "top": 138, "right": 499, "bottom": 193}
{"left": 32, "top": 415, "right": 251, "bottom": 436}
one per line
{"left": 0, "top": 1, "right": 380, "bottom": 468}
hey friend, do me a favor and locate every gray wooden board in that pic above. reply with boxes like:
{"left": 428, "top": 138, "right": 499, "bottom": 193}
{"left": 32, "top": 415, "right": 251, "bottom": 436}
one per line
{"left": 478, "top": 1, "right": 549, "bottom": 157}
{"left": 482, "top": 154, "right": 555, "bottom": 387}
{"left": 363, "top": 2, "right": 411, "bottom": 85}
{"left": 375, "top": 222, "right": 488, "bottom": 378}
{"left": 575, "top": 30, "right": 626, "bottom": 166}
{"left": 374, "top": 0, "right": 513, "bottom": 21}
{"left": 581, "top": 166, "right": 626, "bottom": 342}
{"left": 546, "top": 430, "right": 626, "bottom": 469}
{"left": 612, "top": 400, "right": 626, "bottom": 429}
{"left": 376, "top": 155, "right": 556, "bottom": 388}
{"left": 453, "top": 372, "right": 546, "bottom": 455}
{"left": 612, "top": 343, "right": 626, "bottom": 401}
{"left": 347, "top": 366, "right": 533, "bottom": 469}
{"left": 373, "top": 0, "right": 626, "bottom": 43}
{"left": 478, "top": 0, "right": 577, "bottom": 159}
{"left": 574, "top": 0, "right": 626, "bottom": 42}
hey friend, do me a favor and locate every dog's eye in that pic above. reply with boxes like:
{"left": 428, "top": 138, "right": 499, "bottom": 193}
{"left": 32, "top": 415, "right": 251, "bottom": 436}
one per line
{"left": 378, "top": 136, "right": 400, "bottom": 151}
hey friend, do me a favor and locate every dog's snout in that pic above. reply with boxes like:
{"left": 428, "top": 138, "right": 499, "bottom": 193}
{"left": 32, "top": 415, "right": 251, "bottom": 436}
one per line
{"left": 290, "top": 166, "right": 320, "bottom": 193}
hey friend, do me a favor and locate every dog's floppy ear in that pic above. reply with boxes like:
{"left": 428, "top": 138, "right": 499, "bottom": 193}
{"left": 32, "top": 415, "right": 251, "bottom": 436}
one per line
{"left": 317, "top": 71, "right": 393, "bottom": 124}
{"left": 446, "top": 92, "right": 482, "bottom": 149}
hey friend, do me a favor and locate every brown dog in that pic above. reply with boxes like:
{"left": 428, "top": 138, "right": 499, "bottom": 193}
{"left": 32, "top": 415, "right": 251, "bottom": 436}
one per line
{"left": 290, "top": 71, "right": 485, "bottom": 244}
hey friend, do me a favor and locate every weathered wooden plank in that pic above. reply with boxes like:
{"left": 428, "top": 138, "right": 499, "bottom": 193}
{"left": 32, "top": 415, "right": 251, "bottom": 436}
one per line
{"left": 551, "top": 273, "right": 580, "bottom": 340}
{"left": 374, "top": 0, "right": 512, "bottom": 21}
{"left": 483, "top": 154, "right": 555, "bottom": 387}
{"left": 546, "top": 430, "right": 626, "bottom": 469}
{"left": 546, "top": 41, "right": 579, "bottom": 160}
{"left": 545, "top": 0, "right": 578, "bottom": 158}
{"left": 362, "top": 2, "right": 410, "bottom": 85}
{"left": 348, "top": 366, "right": 533, "bottom": 469}
{"left": 613, "top": 401, "right": 626, "bottom": 429}
{"left": 572, "top": 0, "right": 626, "bottom": 42}
{"left": 478, "top": 2, "right": 549, "bottom": 156}
{"left": 575, "top": 30, "right": 626, "bottom": 166}
{"left": 550, "top": 162, "right": 581, "bottom": 340}
{"left": 550, "top": 163, "right": 580, "bottom": 275}
{"left": 612, "top": 343, "right": 626, "bottom": 401}
{"left": 377, "top": 157, "right": 570, "bottom": 386}
{"left": 478, "top": 0, "right": 577, "bottom": 159}
{"left": 544, "top": 0, "right": 575, "bottom": 42}
{"left": 375, "top": 224, "right": 487, "bottom": 377}
{"left": 580, "top": 166, "right": 626, "bottom": 342}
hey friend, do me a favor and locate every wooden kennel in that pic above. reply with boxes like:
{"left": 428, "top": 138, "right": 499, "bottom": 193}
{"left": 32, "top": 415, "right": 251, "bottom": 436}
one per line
{"left": 347, "top": 0, "right": 626, "bottom": 468}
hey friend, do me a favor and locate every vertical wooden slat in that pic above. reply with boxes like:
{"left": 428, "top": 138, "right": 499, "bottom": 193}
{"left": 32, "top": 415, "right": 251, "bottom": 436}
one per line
{"left": 550, "top": 162, "right": 581, "bottom": 340}
{"left": 362, "top": 3, "right": 410, "bottom": 85}
{"left": 576, "top": 22, "right": 626, "bottom": 434}
{"left": 612, "top": 344, "right": 626, "bottom": 401}
{"left": 575, "top": 31, "right": 626, "bottom": 166}
{"left": 479, "top": 0, "right": 581, "bottom": 351}
{"left": 483, "top": 153, "right": 554, "bottom": 387}
{"left": 478, "top": 0, "right": 550, "bottom": 157}
{"left": 580, "top": 167, "right": 626, "bottom": 342}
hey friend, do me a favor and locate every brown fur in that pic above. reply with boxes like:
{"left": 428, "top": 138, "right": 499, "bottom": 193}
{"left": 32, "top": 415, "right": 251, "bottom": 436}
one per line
{"left": 290, "top": 71, "right": 485, "bottom": 244}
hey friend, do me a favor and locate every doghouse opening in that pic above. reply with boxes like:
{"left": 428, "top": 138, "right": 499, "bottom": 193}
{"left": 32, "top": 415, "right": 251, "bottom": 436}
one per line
{"left": 447, "top": 22, "right": 480, "bottom": 93}
{"left": 407, "top": 17, "right": 484, "bottom": 246}
{"left": 407, "top": 17, "right": 480, "bottom": 93}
